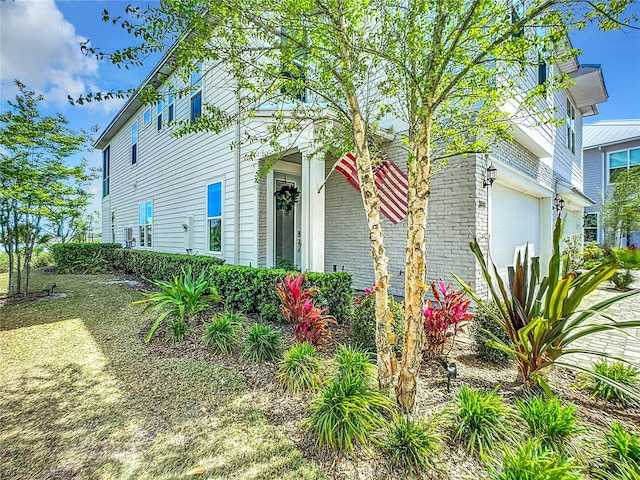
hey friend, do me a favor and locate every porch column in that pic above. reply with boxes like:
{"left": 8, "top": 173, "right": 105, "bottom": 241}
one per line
{"left": 301, "top": 150, "right": 325, "bottom": 272}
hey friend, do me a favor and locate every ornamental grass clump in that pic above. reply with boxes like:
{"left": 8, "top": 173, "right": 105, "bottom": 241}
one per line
{"left": 277, "top": 342, "right": 321, "bottom": 393}
{"left": 380, "top": 414, "right": 442, "bottom": 478}
{"left": 579, "top": 360, "right": 640, "bottom": 407}
{"left": 167, "top": 318, "right": 190, "bottom": 343}
{"left": 455, "top": 216, "right": 640, "bottom": 398}
{"left": 515, "top": 397, "right": 581, "bottom": 451}
{"left": 334, "top": 344, "right": 377, "bottom": 385}
{"left": 593, "top": 422, "right": 640, "bottom": 480}
{"left": 451, "top": 385, "right": 514, "bottom": 457}
{"left": 202, "top": 311, "right": 245, "bottom": 354}
{"left": 276, "top": 273, "right": 336, "bottom": 348}
{"left": 303, "top": 373, "right": 393, "bottom": 453}
{"left": 242, "top": 323, "right": 282, "bottom": 362}
{"left": 423, "top": 281, "right": 473, "bottom": 357}
{"left": 490, "top": 439, "right": 581, "bottom": 480}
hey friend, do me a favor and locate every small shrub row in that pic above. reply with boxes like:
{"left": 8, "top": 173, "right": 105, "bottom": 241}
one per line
{"left": 50, "top": 242, "right": 122, "bottom": 273}
{"left": 52, "top": 243, "right": 352, "bottom": 322}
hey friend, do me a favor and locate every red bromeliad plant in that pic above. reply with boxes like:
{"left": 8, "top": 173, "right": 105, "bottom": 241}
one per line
{"left": 423, "top": 281, "right": 473, "bottom": 357}
{"left": 276, "top": 273, "right": 337, "bottom": 348}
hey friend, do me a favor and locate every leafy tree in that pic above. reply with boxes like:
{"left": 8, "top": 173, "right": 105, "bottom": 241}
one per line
{"left": 600, "top": 168, "right": 640, "bottom": 248}
{"left": 83, "top": 0, "right": 637, "bottom": 411}
{"left": 0, "top": 81, "right": 95, "bottom": 294}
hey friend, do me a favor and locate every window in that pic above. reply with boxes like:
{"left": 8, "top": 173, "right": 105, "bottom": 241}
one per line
{"left": 143, "top": 109, "right": 151, "bottom": 125}
{"left": 566, "top": 98, "right": 576, "bottom": 153}
{"left": 538, "top": 54, "right": 548, "bottom": 86}
{"left": 131, "top": 122, "right": 138, "bottom": 165}
{"left": 138, "top": 200, "right": 153, "bottom": 247}
{"left": 168, "top": 89, "right": 175, "bottom": 122}
{"left": 191, "top": 92, "right": 202, "bottom": 123}
{"left": 190, "top": 62, "right": 203, "bottom": 123}
{"left": 608, "top": 147, "right": 640, "bottom": 183}
{"left": 102, "top": 146, "right": 110, "bottom": 197}
{"left": 584, "top": 212, "right": 598, "bottom": 243}
{"left": 157, "top": 100, "right": 163, "bottom": 131}
{"left": 207, "top": 182, "right": 222, "bottom": 252}
{"left": 510, "top": 0, "right": 524, "bottom": 37}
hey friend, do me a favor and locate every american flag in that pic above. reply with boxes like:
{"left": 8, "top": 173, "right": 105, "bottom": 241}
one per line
{"left": 335, "top": 152, "right": 409, "bottom": 224}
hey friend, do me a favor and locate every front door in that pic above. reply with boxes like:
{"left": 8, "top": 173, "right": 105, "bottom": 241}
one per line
{"left": 274, "top": 172, "right": 301, "bottom": 269}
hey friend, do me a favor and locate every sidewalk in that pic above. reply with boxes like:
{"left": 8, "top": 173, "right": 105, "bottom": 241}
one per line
{"left": 567, "top": 274, "right": 640, "bottom": 367}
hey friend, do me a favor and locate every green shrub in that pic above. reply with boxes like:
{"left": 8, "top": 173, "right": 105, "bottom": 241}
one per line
{"left": 515, "top": 397, "right": 581, "bottom": 450}
{"left": 242, "top": 323, "right": 282, "bottom": 362}
{"left": 490, "top": 439, "right": 581, "bottom": 480}
{"left": 612, "top": 269, "right": 635, "bottom": 290}
{"left": 594, "top": 423, "right": 640, "bottom": 480}
{"left": 110, "top": 249, "right": 225, "bottom": 281}
{"left": 583, "top": 242, "right": 607, "bottom": 269}
{"left": 451, "top": 385, "right": 514, "bottom": 457}
{"left": 334, "top": 344, "right": 377, "bottom": 385}
{"left": 303, "top": 374, "right": 393, "bottom": 452}
{"left": 471, "top": 302, "right": 512, "bottom": 365}
{"left": 166, "top": 318, "right": 190, "bottom": 343}
{"left": 380, "top": 414, "right": 441, "bottom": 478}
{"left": 131, "top": 266, "right": 222, "bottom": 342}
{"left": 51, "top": 243, "right": 121, "bottom": 273}
{"left": 351, "top": 292, "right": 404, "bottom": 354}
{"left": 202, "top": 311, "right": 245, "bottom": 354}
{"left": 579, "top": 360, "right": 640, "bottom": 406}
{"left": 0, "top": 252, "right": 9, "bottom": 273}
{"left": 277, "top": 342, "right": 321, "bottom": 393}
{"left": 614, "top": 247, "right": 640, "bottom": 269}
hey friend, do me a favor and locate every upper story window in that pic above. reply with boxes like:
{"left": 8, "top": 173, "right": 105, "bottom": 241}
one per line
{"left": 131, "top": 122, "right": 138, "bottom": 165}
{"left": 157, "top": 100, "right": 163, "bottom": 131}
{"left": 190, "top": 62, "right": 203, "bottom": 123}
{"left": 168, "top": 89, "right": 175, "bottom": 122}
{"left": 566, "top": 98, "right": 576, "bottom": 154}
{"left": 608, "top": 147, "right": 640, "bottom": 183}
{"left": 584, "top": 212, "right": 598, "bottom": 243}
{"left": 207, "top": 181, "right": 223, "bottom": 253}
{"left": 138, "top": 200, "right": 153, "bottom": 247}
{"left": 143, "top": 109, "right": 151, "bottom": 125}
{"left": 102, "top": 146, "right": 110, "bottom": 197}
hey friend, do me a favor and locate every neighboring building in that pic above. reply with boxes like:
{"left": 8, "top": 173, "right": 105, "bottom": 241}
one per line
{"left": 96, "top": 41, "right": 606, "bottom": 297}
{"left": 582, "top": 120, "right": 640, "bottom": 247}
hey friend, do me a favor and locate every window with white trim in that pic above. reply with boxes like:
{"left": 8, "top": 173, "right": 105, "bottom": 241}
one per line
{"left": 143, "top": 109, "right": 151, "bottom": 125}
{"left": 566, "top": 98, "right": 576, "bottom": 153}
{"left": 131, "top": 122, "right": 138, "bottom": 165}
{"left": 138, "top": 200, "right": 153, "bottom": 247}
{"left": 102, "top": 146, "right": 110, "bottom": 197}
{"left": 157, "top": 99, "right": 163, "bottom": 131}
{"left": 608, "top": 147, "right": 640, "bottom": 183}
{"left": 168, "top": 89, "right": 175, "bottom": 122}
{"left": 207, "top": 182, "right": 222, "bottom": 253}
{"left": 190, "top": 62, "right": 202, "bottom": 123}
{"left": 584, "top": 212, "right": 598, "bottom": 243}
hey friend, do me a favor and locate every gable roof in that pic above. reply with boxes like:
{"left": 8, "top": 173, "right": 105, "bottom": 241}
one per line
{"left": 583, "top": 119, "right": 640, "bottom": 150}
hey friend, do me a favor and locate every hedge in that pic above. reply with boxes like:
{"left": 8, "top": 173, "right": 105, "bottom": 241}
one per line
{"left": 51, "top": 243, "right": 353, "bottom": 323}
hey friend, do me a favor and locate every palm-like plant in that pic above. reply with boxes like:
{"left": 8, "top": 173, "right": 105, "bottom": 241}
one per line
{"left": 455, "top": 216, "right": 640, "bottom": 398}
{"left": 131, "top": 266, "right": 221, "bottom": 342}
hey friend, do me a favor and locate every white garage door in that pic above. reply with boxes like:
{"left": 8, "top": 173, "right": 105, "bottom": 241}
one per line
{"left": 491, "top": 183, "right": 541, "bottom": 279}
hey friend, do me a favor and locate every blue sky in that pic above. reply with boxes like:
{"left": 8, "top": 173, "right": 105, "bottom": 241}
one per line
{"left": 1, "top": 0, "right": 639, "bottom": 214}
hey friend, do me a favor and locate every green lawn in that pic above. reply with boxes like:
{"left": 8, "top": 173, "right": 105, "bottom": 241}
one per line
{"left": 0, "top": 271, "right": 326, "bottom": 480}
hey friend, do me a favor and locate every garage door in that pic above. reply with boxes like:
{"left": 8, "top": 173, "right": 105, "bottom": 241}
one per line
{"left": 491, "top": 183, "right": 541, "bottom": 279}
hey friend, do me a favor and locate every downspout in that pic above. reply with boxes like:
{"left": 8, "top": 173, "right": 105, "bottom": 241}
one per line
{"left": 234, "top": 85, "right": 241, "bottom": 264}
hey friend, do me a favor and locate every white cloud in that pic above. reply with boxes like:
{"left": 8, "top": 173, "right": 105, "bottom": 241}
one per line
{"left": 0, "top": 0, "right": 100, "bottom": 107}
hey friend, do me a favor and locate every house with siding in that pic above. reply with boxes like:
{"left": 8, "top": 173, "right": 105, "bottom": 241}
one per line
{"left": 583, "top": 120, "right": 640, "bottom": 247}
{"left": 96, "top": 39, "right": 607, "bottom": 297}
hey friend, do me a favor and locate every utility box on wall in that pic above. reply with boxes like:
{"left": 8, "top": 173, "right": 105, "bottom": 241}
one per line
{"left": 183, "top": 215, "right": 194, "bottom": 252}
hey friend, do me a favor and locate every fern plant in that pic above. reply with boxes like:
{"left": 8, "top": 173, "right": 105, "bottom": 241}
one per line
{"left": 131, "top": 266, "right": 221, "bottom": 342}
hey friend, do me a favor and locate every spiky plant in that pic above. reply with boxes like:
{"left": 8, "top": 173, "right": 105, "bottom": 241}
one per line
{"left": 490, "top": 439, "right": 581, "bottom": 480}
{"left": 579, "top": 360, "right": 640, "bottom": 406}
{"left": 515, "top": 397, "right": 581, "bottom": 451}
{"left": 242, "top": 323, "right": 282, "bottom": 362}
{"left": 334, "top": 344, "right": 376, "bottom": 385}
{"left": 202, "top": 311, "right": 245, "bottom": 354}
{"left": 277, "top": 342, "right": 321, "bottom": 393}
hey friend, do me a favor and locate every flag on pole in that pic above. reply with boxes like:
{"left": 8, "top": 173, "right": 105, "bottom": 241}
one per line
{"left": 335, "top": 152, "right": 409, "bottom": 224}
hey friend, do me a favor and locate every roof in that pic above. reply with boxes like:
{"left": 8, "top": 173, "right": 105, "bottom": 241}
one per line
{"left": 583, "top": 119, "right": 640, "bottom": 150}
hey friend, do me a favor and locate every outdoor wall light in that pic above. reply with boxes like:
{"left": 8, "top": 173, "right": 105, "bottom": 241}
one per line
{"left": 553, "top": 194, "right": 565, "bottom": 215}
{"left": 483, "top": 164, "right": 497, "bottom": 188}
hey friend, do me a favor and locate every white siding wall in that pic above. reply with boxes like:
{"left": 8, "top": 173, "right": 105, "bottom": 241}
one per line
{"left": 101, "top": 61, "right": 258, "bottom": 265}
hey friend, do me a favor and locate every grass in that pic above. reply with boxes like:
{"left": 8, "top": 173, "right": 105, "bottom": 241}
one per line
{"left": 0, "top": 270, "right": 326, "bottom": 480}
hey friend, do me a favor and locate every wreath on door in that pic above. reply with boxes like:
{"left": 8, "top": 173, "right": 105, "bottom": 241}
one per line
{"left": 275, "top": 184, "right": 300, "bottom": 212}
